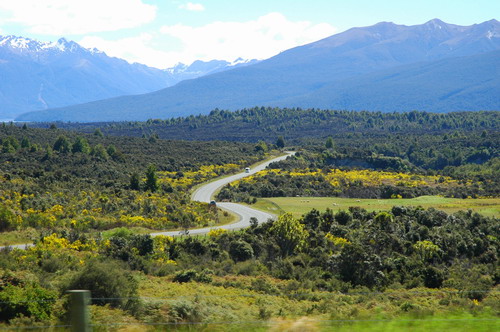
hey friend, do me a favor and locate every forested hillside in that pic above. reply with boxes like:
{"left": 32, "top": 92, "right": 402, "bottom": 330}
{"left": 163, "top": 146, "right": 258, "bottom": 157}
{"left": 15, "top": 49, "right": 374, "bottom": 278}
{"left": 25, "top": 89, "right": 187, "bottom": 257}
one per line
{"left": 0, "top": 115, "right": 498, "bottom": 329}
{"left": 0, "top": 124, "right": 263, "bottom": 239}
{"left": 33, "top": 108, "right": 500, "bottom": 142}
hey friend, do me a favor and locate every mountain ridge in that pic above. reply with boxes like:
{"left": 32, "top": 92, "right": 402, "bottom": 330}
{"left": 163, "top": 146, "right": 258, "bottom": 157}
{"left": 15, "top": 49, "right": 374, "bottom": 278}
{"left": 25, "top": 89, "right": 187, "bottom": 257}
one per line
{"left": 0, "top": 35, "right": 256, "bottom": 119}
{"left": 13, "top": 19, "right": 500, "bottom": 121}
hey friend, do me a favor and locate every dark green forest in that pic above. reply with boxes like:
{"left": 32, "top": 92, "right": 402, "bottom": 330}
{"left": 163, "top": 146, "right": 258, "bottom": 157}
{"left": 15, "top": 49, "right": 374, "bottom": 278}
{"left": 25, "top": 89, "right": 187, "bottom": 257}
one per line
{"left": 28, "top": 108, "right": 499, "bottom": 142}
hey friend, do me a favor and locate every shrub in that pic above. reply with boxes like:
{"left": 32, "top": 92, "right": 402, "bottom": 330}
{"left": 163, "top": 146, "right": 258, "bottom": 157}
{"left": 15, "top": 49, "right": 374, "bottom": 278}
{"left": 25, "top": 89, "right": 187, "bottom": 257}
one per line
{"left": 334, "top": 210, "right": 352, "bottom": 225}
{"left": 229, "top": 240, "right": 254, "bottom": 262}
{"left": 66, "top": 259, "right": 138, "bottom": 309}
{"left": 0, "top": 284, "right": 57, "bottom": 322}
{"left": 0, "top": 206, "right": 16, "bottom": 231}
{"left": 168, "top": 299, "right": 206, "bottom": 323}
{"left": 173, "top": 269, "right": 198, "bottom": 283}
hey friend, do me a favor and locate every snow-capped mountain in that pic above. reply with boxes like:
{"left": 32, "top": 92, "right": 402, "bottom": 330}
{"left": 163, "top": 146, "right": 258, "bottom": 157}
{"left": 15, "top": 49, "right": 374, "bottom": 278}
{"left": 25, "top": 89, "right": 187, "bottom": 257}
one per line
{"left": 17, "top": 19, "right": 499, "bottom": 122}
{"left": 0, "top": 35, "right": 256, "bottom": 119}
{"left": 0, "top": 36, "right": 84, "bottom": 53}
{"left": 166, "top": 58, "right": 259, "bottom": 81}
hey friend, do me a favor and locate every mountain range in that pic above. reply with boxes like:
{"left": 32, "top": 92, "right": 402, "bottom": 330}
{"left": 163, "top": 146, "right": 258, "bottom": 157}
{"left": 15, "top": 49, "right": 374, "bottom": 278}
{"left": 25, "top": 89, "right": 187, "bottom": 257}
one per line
{"left": 11, "top": 19, "right": 500, "bottom": 122}
{"left": 0, "top": 36, "right": 255, "bottom": 119}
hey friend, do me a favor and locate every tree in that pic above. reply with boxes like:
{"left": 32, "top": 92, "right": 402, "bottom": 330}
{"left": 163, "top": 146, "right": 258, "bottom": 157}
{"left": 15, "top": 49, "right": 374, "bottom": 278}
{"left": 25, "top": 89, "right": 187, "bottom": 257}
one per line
{"left": 0, "top": 206, "right": 15, "bottom": 231}
{"left": 2, "top": 139, "right": 17, "bottom": 153}
{"left": 229, "top": 240, "right": 254, "bottom": 262}
{"left": 254, "top": 140, "right": 268, "bottom": 153}
{"left": 130, "top": 172, "right": 140, "bottom": 190}
{"left": 91, "top": 144, "right": 109, "bottom": 160}
{"left": 269, "top": 213, "right": 308, "bottom": 255}
{"left": 328, "top": 244, "right": 387, "bottom": 288}
{"left": 93, "top": 128, "right": 104, "bottom": 137}
{"left": 325, "top": 136, "right": 335, "bottom": 150}
{"left": 72, "top": 137, "right": 90, "bottom": 154}
{"left": 67, "top": 260, "right": 138, "bottom": 309}
{"left": 20, "top": 137, "right": 30, "bottom": 149}
{"left": 0, "top": 284, "right": 57, "bottom": 322}
{"left": 144, "top": 164, "right": 159, "bottom": 192}
{"left": 335, "top": 210, "right": 352, "bottom": 225}
{"left": 106, "top": 145, "right": 117, "bottom": 157}
{"left": 276, "top": 136, "right": 285, "bottom": 149}
{"left": 53, "top": 135, "right": 71, "bottom": 153}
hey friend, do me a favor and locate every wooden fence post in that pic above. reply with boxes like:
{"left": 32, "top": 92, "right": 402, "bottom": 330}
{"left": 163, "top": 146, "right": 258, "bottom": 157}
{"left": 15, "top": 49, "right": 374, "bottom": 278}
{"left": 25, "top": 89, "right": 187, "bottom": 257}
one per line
{"left": 67, "top": 290, "right": 91, "bottom": 332}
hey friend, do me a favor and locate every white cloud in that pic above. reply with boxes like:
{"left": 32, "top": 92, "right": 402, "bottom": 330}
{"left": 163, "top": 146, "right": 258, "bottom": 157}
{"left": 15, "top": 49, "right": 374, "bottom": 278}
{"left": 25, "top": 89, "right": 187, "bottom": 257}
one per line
{"left": 160, "top": 12, "right": 336, "bottom": 65}
{"left": 79, "top": 34, "right": 172, "bottom": 69}
{"left": 0, "top": 0, "right": 156, "bottom": 35}
{"left": 179, "top": 2, "right": 205, "bottom": 12}
{"left": 79, "top": 13, "right": 337, "bottom": 69}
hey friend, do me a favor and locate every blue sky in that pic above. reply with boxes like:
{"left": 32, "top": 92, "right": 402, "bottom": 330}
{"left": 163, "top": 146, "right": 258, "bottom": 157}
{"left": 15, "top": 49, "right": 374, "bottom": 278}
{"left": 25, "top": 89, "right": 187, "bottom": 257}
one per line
{"left": 0, "top": 0, "right": 498, "bottom": 68}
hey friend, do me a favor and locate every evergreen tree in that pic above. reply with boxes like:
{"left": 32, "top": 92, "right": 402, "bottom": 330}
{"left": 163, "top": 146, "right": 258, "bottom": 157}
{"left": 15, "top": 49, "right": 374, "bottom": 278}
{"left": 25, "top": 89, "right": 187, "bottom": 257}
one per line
{"left": 53, "top": 135, "right": 71, "bottom": 153}
{"left": 130, "top": 173, "right": 140, "bottom": 190}
{"left": 94, "top": 128, "right": 104, "bottom": 137}
{"left": 144, "top": 165, "right": 159, "bottom": 192}
{"left": 91, "top": 144, "right": 109, "bottom": 160}
{"left": 276, "top": 136, "right": 285, "bottom": 149}
{"left": 72, "top": 137, "right": 90, "bottom": 154}
{"left": 325, "top": 136, "right": 335, "bottom": 150}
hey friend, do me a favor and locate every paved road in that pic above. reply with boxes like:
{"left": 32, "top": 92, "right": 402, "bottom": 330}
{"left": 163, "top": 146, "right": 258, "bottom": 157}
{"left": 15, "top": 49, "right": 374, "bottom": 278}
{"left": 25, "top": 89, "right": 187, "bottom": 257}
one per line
{"left": 0, "top": 152, "right": 294, "bottom": 250}
{"left": 152, "top": 152, "right": 294, "bottom": 236}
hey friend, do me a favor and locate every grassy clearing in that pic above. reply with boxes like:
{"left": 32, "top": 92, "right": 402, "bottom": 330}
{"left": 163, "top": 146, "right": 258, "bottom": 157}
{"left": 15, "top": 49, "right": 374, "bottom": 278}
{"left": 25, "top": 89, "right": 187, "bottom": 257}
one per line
{"left": 0, "top": 228, "right": 37, "bottom": 246}
{"left": 255, "top": 196, "right": 500, "bottom": 219}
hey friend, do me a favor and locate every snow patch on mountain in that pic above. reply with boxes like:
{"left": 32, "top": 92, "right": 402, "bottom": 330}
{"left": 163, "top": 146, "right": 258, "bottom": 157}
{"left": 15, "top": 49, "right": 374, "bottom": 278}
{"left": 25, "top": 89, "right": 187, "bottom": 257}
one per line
{"left": 1, "top": 35, "right": 87, "bottom": 54}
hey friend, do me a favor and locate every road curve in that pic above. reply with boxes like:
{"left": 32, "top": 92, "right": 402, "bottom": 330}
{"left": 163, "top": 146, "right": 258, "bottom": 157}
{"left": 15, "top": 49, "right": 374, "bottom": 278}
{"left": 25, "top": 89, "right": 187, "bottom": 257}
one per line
{"left": 151, "top": 152, "right": 294, "bottom": 237}
{"left": 0, "top": 152, "right": 294, "bottom": 250}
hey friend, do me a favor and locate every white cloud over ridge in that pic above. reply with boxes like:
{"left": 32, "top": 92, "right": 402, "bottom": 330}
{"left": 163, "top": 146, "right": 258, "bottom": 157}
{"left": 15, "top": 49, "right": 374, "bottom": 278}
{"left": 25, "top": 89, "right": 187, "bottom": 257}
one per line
{"left": 159, "top": 13, "right": 336, "bottom": 65}
{"left": 0, "top": 0, "right": 156, "bottom": 35}
{"left": 79, "top": 34, "right": 171, "bottom": 68}
{"left": 80, "top": 12, "right": 336, "bottom": 69}
{"left": 179, "top": 2, "right": 205, "bottom": 12}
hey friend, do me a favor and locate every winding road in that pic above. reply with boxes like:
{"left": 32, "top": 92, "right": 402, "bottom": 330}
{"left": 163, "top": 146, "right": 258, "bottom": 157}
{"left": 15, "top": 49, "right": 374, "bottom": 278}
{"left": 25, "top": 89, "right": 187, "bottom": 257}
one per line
{"left": 152, "top": 152, "right": 294, "bottom": 236}
{"left": 2, "top": 152, "right": 293, "bottom": 250}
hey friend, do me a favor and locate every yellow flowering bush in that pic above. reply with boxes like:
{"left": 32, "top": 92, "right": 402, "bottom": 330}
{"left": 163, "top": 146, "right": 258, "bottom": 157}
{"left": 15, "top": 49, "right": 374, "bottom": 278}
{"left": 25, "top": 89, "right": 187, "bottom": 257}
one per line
{"left": 208, "top": 228, "right": 227, "bottom": 237}
{"left": 325, "top": 233, "right": 351, "bottom": 247}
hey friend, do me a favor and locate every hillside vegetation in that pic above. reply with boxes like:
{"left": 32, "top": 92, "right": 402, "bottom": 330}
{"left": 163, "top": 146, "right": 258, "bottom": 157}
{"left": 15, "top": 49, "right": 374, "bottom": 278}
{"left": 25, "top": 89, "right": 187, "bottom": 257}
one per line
{"left": 32, "top": 108, "right": 499, "bottom": 141}
{"left": 0, "top": 111, "right": 498, "bottom": 330}
{"left": 0, "top": 124, "right": 264, "bottom": 244}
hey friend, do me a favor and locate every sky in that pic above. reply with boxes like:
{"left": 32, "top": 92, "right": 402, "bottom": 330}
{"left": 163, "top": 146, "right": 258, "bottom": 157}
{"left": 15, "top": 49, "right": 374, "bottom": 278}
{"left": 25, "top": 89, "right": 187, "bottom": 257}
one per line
{"left": 0, "top": 0, "right": 498, "bottom": 68}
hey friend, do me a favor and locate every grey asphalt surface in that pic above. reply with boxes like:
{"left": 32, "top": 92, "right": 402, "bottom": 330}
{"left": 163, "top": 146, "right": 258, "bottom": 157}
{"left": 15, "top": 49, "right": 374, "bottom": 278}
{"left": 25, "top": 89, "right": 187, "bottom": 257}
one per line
{"left": 151, "top": 152, "right": 294, "bottom": 236}
{"left": 0, "top": 152, "right": 294, "bottom": 250}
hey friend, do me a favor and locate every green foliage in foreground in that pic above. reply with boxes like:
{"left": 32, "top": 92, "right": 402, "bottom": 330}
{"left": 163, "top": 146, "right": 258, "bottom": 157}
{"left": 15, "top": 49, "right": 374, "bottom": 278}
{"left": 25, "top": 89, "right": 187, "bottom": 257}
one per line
{"left": 0, "top": 206, "right": 497, "bottom": 328}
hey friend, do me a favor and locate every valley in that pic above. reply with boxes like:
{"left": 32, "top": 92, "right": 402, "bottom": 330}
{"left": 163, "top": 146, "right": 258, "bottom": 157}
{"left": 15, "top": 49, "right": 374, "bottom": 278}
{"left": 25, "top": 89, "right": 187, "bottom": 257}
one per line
{"left": 0, "top": 10, "right": 498, "bottom": 331}
{"left": 0, "top": 112, "right": 498, "bottom": 330}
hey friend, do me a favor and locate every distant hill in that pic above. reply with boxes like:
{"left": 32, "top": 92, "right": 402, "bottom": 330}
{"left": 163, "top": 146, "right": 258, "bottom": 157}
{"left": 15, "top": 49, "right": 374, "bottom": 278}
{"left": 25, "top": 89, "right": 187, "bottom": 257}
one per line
{"left": 0, "top": 35, "right": 255, "bottom": 119}
{"left": 278, "top": 50, "right": 500, "bottom": 112}
{"left": 16, "top": 19, "right": 500, "bottom": 122}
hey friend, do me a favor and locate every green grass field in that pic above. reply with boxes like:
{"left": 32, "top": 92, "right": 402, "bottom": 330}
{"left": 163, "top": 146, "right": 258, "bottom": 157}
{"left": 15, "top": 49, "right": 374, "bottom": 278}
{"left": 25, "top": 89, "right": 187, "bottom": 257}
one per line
{"left": 253, "top": 196, "right": 500, "bottom": 219}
